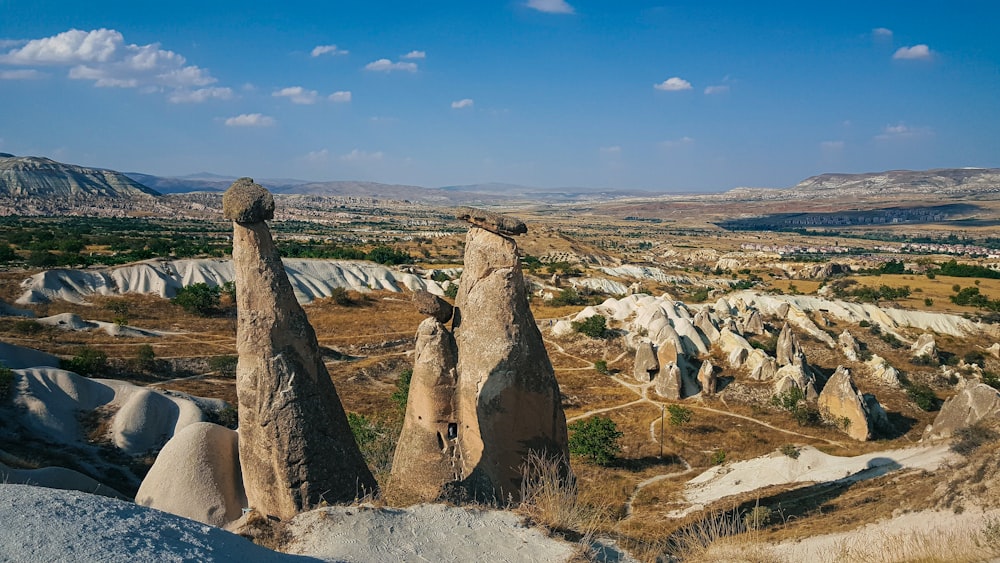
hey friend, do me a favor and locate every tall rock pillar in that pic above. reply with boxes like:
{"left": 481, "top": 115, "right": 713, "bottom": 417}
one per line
{"left": 451, "top": 209, "right": 569, "bottom": 501}
{"left": 224, "top": 178, "right": 377, "bottom": 520}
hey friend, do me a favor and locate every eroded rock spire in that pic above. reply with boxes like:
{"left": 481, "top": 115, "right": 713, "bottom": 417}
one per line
{"left": 224, "top": 177, "right": 377, "bottom": 519}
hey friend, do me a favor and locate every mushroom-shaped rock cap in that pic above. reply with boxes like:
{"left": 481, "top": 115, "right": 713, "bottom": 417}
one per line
{"left": 412, "top": 290, "right": 454, "bottom": 324}
{"left": 223, "top": 177, "right": 275, "bottom": 223}
{"left": 455, "top": 207, "right": 527, "bottom": 236}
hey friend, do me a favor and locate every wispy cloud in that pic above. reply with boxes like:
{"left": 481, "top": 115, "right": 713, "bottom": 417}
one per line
{"left": 451, "top": 98, "right": 474, "bottom": 109}
{"left": 660, "top": 136, "right": 694, "bottom": 149}
{"left": 224, "top": 113, "right": 275, "bottom": 127}
{"left": 329, "top": 90, "right": 352, "bottom": 103}
{"left": 273, "top": 86, "right": 319, "bottom": 104}
{"left": 654, "top": 77, "right": 692, "bottom": 91}
{"left": 402, "top": 50, "right": 426, "bottom": 60}
{"left": 600, "top": 145, "right": 622, "bottom": 154}
{"left": 340, "top": 149, "right": 384, "bottom": 162}
{"left": 0, "top": 28, "right": 220, "bottom": 95}
{"left": 302, "top": 148, "right": 330, "bottom": 163}
{"left": 311, "top": 44, "right": 348, "bottom": 57}
{"left": 874, "top": 122, "right": 931, "bottom": 141}
{"left": 526, "top": 0, "right": 575, "bottom": 14}
{"left": 168, "top": 86, "right": 233, "bottom": 103}
{"left": 364, "top": 58, "right": 418, "bottom": 72}
{"left": 872, "top": 27, "right": 893, "bottom": 38}
{"left": 0, "top": 69, "right": 44, "bottom": 79}
{"left": 704, "top": 84, "right": 729, "bottom": 95}
{"left": 893, "top": 44, "right": 932, "bottom": 60}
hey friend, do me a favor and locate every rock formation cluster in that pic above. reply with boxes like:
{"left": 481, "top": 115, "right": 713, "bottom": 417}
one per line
{"left": 225, "top": 178, "right": 377, "bottom": 520}
{"left": 391, "top": 209, "right": 569, "bottom": 502}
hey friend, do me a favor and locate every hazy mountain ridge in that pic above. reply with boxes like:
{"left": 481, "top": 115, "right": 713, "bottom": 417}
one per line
{"left": 0, "top": 155, "right": 159, "bottom": 199}
{"left": 722, "top": 168, "right": 1000, "bottom": 201}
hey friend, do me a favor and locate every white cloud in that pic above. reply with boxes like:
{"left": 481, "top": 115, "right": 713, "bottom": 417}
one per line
{"left": 402, "top": 50, "right": 426, "bottom": 59}
{"left": 654, "top": 77, "right": 692, "bottom": 91}
{"left": 0, "top": 28, "right": 222, "bottom": 95}
{"left": 329, "top": 90, "right": 352, "bottom": 103}
{"left": 340, "top": 149, "right": 384, "bottom": 162}
{"left": 660, "top": 136, "right": 694, "bottom": 149}
{"left": 168, "top": 87, "right": 234, "bottom": 103}
{"left": 821, "top": 140, "right": 845, "bottom": 151}
{"left": 526, "top": 0, "right": 575, "bottom": 14}
{"left": 874, "top": 122, "right": 931, "bottom": 141}
{"left": 311, "top": 44, "right": 348, "bottom": 57}
{"left": 872, "top": 27, "right": 893, "bottom": 38}
{"left": 224, "top": 113, "right": 275, "bottom": 127}
{"left": 0, "top": 69, "right": 44, "bottom": 79}
{"left": 600, "top": 146, "right": 622, "bottom": 154}
{"left": 364, "top": 58, "right": 418, "bottom": 72}
{"left": 302, "top": 149, "right": 330, "bottom": 163}
{"left": 704, "top": 85, "right": 729, "bottom": 95}
{"left": 451, "top": 98, "right": 474, "bottom": 109}
{"left": 273, "top": 86, "right": 319, "bottom": 104}
{"left": 893, "top": 44, "right": 932, "bottom": 60}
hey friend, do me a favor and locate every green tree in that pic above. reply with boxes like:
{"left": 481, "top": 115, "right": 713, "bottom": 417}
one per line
{"left": 568, "top": 415, "right": 623, "bottom": 466}
{"left": 134, "top": 344, "right": 157, "bottom": 372}
{"left": 171, "top": 283, "right": 220, "bottom": 316}
{"left": 572, "top": 314, "right": 607, "bottom": 338}
{"left": 0, "top": 243, "right": 17, "bottom": 262}
{"left": 593, "top": 360, "right": 609, "bottom": 375}
{"left": 209, "top": 355, "right": 238, "bottom": 378}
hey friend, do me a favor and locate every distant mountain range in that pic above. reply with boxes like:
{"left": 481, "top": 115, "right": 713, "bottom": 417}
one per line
{"left": 2, "top": 153, "right": 998, "bottom": 205}
{"left": 0, "top": 154, "right": 159, "bottom": 198}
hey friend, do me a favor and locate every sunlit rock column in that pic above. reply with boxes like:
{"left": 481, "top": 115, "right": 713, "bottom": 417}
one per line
{"left": 224, "top": 177, "right": 377, "bottom": 520}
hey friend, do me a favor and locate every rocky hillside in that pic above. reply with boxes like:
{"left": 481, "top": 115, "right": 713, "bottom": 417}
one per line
{"left": 0, "top": 154, "right": 159, "bottom": 198}
{"left": 793, "top": 168, "right": 1000, "bottom": 196}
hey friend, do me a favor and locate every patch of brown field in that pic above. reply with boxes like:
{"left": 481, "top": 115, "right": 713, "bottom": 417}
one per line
{"left": 767, "top": 279, "right": 822, "bottom": 295}
{"left": 155, "top": 378, "right": 238, "bottom": 405}
{"left": 847, "top": 273, "right": 1000, "bottom": 315}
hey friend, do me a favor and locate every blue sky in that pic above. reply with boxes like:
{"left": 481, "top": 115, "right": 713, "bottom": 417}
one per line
{"left": 1, "top": 1, "right": 998, "bottom": 192}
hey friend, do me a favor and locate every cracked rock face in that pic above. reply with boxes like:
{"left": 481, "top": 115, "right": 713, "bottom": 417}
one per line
{"left": 452, "top": 226, "right": 568, "bottom": 501}
{"left": 227, "top": 179, "right": 377, "bottom": 520}
{"left": 818, "top": 367, "right": 877, "bottom": 441}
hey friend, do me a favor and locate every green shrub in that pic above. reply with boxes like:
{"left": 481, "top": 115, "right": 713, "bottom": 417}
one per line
{"left": 924, "top": 298, "right": 934, "bottom": 307}
{"left": 904, "top": 381, "right": 940, "bottom": 411}
{"left": 568, "top": 415, "right": 622, "bottom": 466}
{"left": 391, "top": 368, "right": 413, "bottom": 412}
{"left": 210, "top": 404, "right": 239, "bottom": 429}
{"left": 550, "top": 287, "right": 585, "bottom": 307}
{"left": 12, "top": 319, "right": 43, "bottom": 335}
{"left": 983, "top": 372, "right": 1000, "bottom": 390}
{"left": 667, "top": 404, "right": 693, "bottom": 426}
{"left": 709, "top": 449, "right": 727, "bottom": 465}
{"left": 171, "top": 283, "right": 220, "bottom": 316}
{"left": 134, "top": 344, "right": 157, "bottom": 372}
{"left": 593, "top": 360, "right": 609, "bottom": 375}
{"left": 0, "top": 366, "right": 14, "bottom": 400}
{"left": 743, "top": 505, "right": 772, "bottom": 530}
{"left": 330, "top": 286, "right": 353, "bottom": 306}
{"left": 950, "top": 425, "right": 998, "bottom": 456}
{"left": 209, "top": 355, "right": 238, "bottom": 378}
{"left": 771, "top": 387, "right": 805, "bottom": 411}
{"left": 61, "top": 347, "right": 108, "bottom": 377}
{"left": 444, "top": 284, "right": 459, "bottom": 299}
{"left": 347, "top": 412, "right": 399, "bottom": 477}
{"left": 572, "top": 314, "right": 607, "bottom": 339}
{"left": 780, "top": 444, "right": 800, "bottom": 459}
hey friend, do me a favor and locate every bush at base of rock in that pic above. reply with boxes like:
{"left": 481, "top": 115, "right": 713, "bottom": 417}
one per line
{"left": 572, "top": 315, "right": 608, "bottom": 339}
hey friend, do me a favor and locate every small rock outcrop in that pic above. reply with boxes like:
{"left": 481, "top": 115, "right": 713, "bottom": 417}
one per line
{"left": 390, "top": 316, "right": 459, "bottom": 502}
{"left": 455, "top": 207, "right": 528, "bottom": 236}
{"left": 839, "top": 330, "right": 861, "bottom": 362}
{"left": 923, "top": 383, "right": 1000, "bottom": 441}
{"left": 136, "top": 422, "right": 246, "bottom": 527}
{"left": 697, "top": 360, "right": 716, "bottom": 395}
{"left": 866, "top": 354, "right": 901, "bottom": 387}
{"left": 452, "top": 222, "right": 568, "bottom": 501}
{"left": 412, "top": 290, "right": 454, "bottom": 323}
{"left": 911, "top": 333, "right": 939, "bottom": 363}
{"left": 655, "top": 362, "right": 683, "bottom": 400}
{"left": 225, "top": 178, "right": 377, "bottom": 520}
{"left": 818, "top": 367, "right": 880, "bottom": 441}
{"left": 633, "top": 341, "right": 658, "bottom": 382}
{"left": 776, "top": 323, "right": 801, "bottom": 367}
